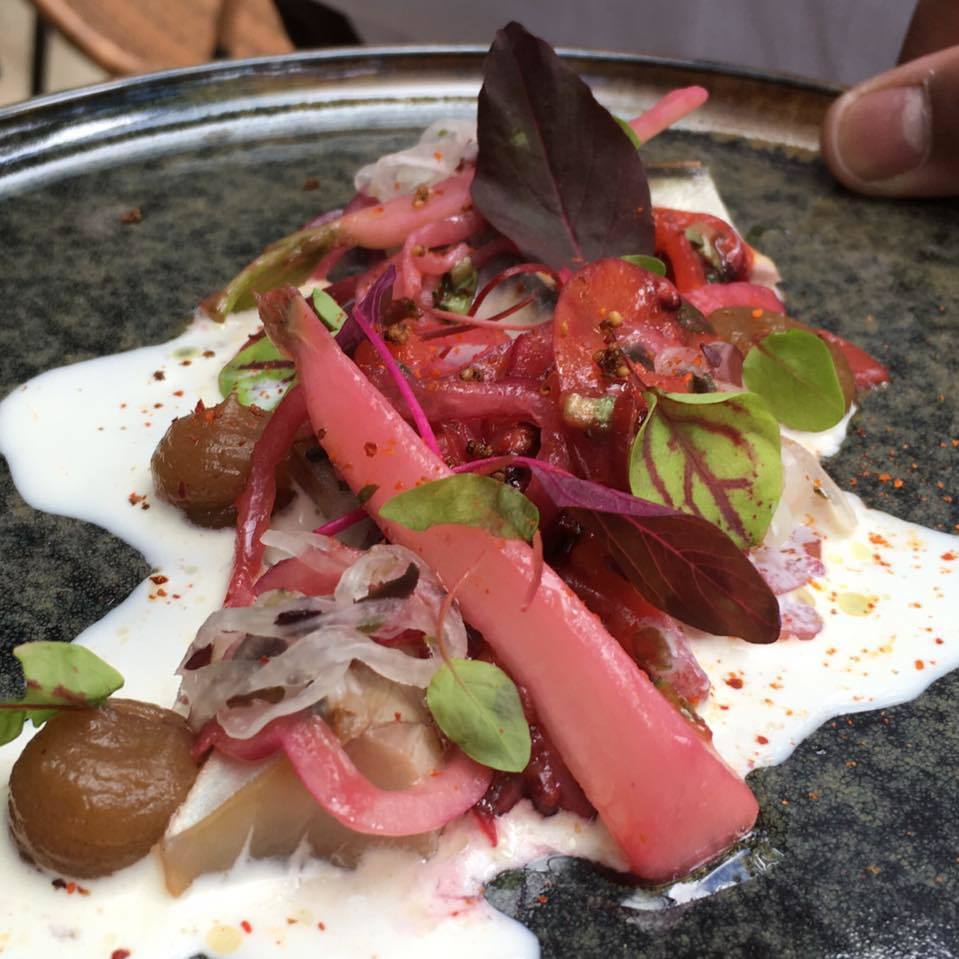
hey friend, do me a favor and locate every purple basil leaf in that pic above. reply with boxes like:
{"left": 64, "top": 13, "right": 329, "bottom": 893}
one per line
{"left": 471, "top": 22, "right": 654, "bottom": 271}
{"left": 464, "top": 454, "right": 780, "bottom": 643}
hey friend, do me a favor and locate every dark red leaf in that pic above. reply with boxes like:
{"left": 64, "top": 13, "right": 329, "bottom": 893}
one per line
{"left": 471, "top": 22, "right": 654, "bottom": 271}
{"left": 463, "top": 455, "right": 781, "bottom": 644}
{"left": 579, "top": 510, "right": 780, "bottom": 645}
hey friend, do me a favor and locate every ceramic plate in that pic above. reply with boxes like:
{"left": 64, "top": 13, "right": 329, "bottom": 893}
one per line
{"left": 0, "top": 47, "right": 957, "bottom": 958}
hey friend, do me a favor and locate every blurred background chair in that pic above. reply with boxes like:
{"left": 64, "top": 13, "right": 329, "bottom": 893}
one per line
{"left": 27, "top": 0, "right": 295, "bottom": 94}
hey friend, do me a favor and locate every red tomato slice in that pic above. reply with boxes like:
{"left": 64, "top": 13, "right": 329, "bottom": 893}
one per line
{"left": 355, "top": 326, "right": 512, "bottom": 383}
{"left": 816, "top": 328, "right": 889, "bottom": 389}
{"left": 553, "top": 258, "right": 708, "bottom": 398}
{"left": 654, "top": 208, "right": 754, "bottom": 292}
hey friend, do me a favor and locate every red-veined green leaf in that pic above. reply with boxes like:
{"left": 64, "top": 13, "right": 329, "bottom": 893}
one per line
{"left": 628, "top": 390, "right": 782, "bottom": 549}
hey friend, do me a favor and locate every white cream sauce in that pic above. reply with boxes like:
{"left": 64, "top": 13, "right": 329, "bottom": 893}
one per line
{"left": 0, "top": 173, "right": 955, "bottom": 957}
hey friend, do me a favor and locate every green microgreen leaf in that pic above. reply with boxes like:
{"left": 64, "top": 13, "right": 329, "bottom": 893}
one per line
{"left": 628, "top": 390, "right": 782, "bottom": 549}
{"left": 218, "top": 334, "right": 296, "bottom": 411}
{"left": 379, "top": 474, "right": 539, "bottom": 543}
{"left": 426, "top": 658, "right": 531, "bottom": 772}
{"left": 0, "top": 642, "right": 124, "bottom": 745}
{"left": 433, "top": 258, "right": 478, "bottom": 315}
{"left": 312, "top": 288, "right": 348, "bottom": 333}
{"left": 741, "top": 329, "right": 847, "bottom": 432}
{"left": 620, "top": 254, "right": 667, "bottom": 275}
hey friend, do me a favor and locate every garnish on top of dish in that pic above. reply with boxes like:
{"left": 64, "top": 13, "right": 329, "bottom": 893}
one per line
{"left": 1, "top": 20, "right": 954, "bottom": 957}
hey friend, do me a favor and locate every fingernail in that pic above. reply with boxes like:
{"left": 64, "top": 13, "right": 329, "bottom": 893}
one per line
{"left": 832, "top": 85, "right": 931, "bottom": 183}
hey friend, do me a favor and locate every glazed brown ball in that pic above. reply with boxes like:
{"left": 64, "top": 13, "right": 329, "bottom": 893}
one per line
{"left": 8, "top": 699, "right": 198, "bottom": 878}
{"left": 151, "top": 394, "right": 270, "bottom": 528}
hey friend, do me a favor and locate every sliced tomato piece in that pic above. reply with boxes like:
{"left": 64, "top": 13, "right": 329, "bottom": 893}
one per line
{"left": 553, "top": 258, "right": 705, "bottom": 399}
{"left": 685, "top": 281, "right": 785, "bottom": 317}
{"left": 505, "top": 323, "right": 554, "bottom": 381}
{"left": 355, "top": 326, "right": 512, "bottom": 383}
{"left": 816, "top": 328, "right": 889, "bottom": 389}
{"left": 654, "top": 208, "right": 753, "bottom": 292}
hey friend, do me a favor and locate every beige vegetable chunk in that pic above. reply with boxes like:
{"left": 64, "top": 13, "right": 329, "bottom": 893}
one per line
{"left": 159, "top": 666, "right": 444, "bottom": 895}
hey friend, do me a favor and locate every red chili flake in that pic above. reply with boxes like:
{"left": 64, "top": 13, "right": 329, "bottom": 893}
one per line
{"left": 180, "top": 359, "right": 192, "bottom": 367}
{"left": 915, "top": 660, "right": 925, "bottom": 671}
{"left": 119, "top": 207, "right": 142, "bottom": 224}
{"left": 877, "top": 472, "right": 891, "bottom": 483}
{"left": 240, "top": 920, "right": 253, "bottom": 934}
{"left": 394, "top": 711, "right": 402, "bottom": 722}
{"left": 936, "top": 637, "right": 945, "bottom": 645}
{"left": 111, "top": 950, "right": 132, "bottom": 959}
{"left": 536, "top": 895, "right": 549, "bottom": 905}
{"left": 364, "top": 441, "right": 378, "bottom": 457}
{"left": 756, "top": 735, "right": 769, "bottom": 745}
{"left": 750, "top": 308, "right": 763, "bottom": 319}
{"left": 202, "top": 350, "right": 215, "bottom": 358}
{"left": 173, "top": 389, "right": 184, "bottom": 397}
{"left": 808, "top": 791, "right": 820, "bottom": 801}
{"left": 303, "top": 177, "right": 320, "bottom": 191}
{"left": 150, "top": 574, "right": 168, "bottom": 585}
{"left": 724, "top": 675, "right": 744, "bottom": 690}
{"left": 152, "top": 370, "right": 165, "bottom": 381}
{"left": 317, "top": 922, "right": 327, "bottom": 931}
{"left": 892, "top": 479, "right": 904, "bottom": 489}
{"left": 259, "top": 655, "right": 270, "bottom": 664}
{"left": 128, "top": 492, "right": 146, "bottom": 506}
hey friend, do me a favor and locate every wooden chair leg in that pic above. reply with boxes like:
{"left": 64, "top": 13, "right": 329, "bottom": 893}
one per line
{"left": 212, "top": 0, "right": 241, "bottom": 58}
{"left": 31, "top": 12, "right": 50, "bottom": 96}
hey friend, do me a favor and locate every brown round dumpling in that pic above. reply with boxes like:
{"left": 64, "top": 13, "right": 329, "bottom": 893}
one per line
{"left": 8, "top": 698, "right": 198, "bottom": 878}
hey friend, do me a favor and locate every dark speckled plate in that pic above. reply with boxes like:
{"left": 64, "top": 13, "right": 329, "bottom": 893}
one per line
{"left": 1, "top": 48, "right": 957, "bottom": 959}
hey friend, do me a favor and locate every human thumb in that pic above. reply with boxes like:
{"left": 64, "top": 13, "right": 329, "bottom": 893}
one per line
{"left": 821, "top": 45, "right": 959, "bottom": 197}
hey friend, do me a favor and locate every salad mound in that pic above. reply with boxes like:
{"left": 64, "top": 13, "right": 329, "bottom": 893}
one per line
{"left": 4, "top": 21, "right": 890, "bottom": 894}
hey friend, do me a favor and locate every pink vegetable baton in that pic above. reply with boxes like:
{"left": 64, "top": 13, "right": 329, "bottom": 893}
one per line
{"left": 197, "top": 714, "right": 493, "bottom": 836}
{"left": 258, "top": 287, "right": 759, "bottom": 882}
